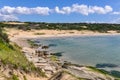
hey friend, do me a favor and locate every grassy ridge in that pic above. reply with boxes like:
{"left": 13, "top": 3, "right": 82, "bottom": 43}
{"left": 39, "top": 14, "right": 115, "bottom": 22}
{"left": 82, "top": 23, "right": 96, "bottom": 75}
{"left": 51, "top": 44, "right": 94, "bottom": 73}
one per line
{"left": 0, "top": 23, "right": 33, "bottom": 69}
{"left": 0, "top": 39, "right": 29, "bottom": 68}
{"left": 0, "top": 25, "right": 46, "bottom": 77}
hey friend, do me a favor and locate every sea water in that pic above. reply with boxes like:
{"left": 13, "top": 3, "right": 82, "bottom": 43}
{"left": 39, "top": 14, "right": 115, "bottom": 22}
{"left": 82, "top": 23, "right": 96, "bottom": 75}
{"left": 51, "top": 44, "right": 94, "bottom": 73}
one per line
{"left": 35, "top": 35, "right": 120, "bottom": 69}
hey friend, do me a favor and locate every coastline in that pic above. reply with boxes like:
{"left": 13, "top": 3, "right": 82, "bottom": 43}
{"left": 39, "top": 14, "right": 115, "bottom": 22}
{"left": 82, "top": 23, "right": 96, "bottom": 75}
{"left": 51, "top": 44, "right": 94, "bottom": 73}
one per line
{"left": 5, "top": 28, "right": 120, "bottom": 66}
{"left": 5, "top": 28, "right": 120, "bottom": 79}
{"left": 5, "top": 28, "right": 120, "bottom": 65}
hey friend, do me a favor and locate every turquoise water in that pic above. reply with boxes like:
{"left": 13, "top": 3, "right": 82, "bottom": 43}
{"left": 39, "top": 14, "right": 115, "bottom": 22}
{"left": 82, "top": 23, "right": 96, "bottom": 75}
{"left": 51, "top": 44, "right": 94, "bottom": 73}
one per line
{"left": 36, "top": 35, "right": 120, "bottom": 67}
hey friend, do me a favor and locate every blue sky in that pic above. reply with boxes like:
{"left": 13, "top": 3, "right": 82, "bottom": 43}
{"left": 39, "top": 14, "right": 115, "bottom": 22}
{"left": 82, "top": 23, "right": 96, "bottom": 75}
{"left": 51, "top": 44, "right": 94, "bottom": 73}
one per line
{"left": 0, "top": 0, "right": 120, "bottom": 23}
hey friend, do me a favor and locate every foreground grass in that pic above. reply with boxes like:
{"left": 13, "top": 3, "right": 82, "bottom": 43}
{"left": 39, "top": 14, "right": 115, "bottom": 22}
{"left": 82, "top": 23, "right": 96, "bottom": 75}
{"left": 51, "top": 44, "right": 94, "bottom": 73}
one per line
{"left": 0, "top": 38, "right": 46, "bottom": 77}
{"left": 0, "top": 39, "right": 30, "bottom": 68}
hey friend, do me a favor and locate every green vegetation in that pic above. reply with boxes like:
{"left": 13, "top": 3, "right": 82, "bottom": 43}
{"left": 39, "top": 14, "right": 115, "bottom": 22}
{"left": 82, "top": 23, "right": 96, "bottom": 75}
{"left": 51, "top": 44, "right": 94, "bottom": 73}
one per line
{"left": 0, "top": 24, "right": 46, "bottom": 77}
{"left": 87, "top": 66, "right": 120, "bottom": 79}
{"left": 96, "top": 63, "right": 118, "bottom": 68}
{"left": 7, "top": 74, "right": 20, "bottom": 80}
{"left": 87, "top": 66, "right": 109, "bottom": 75}
{"left": 1, "top": 22, "right": 120, "bottom": 79}
{"left": 0, "top": 25, "right": 9, "bottom": 43}
{"left": 0, "top": 38, "right": 34, "bottom": 70}
{"left": 50, "top": 55, "right": 58, "bottom": 61}
{"left": 11, "top": 74, "right": 19, "bottom": 80}
{"left": 3, "top": 22, "right": 120, "bottom": 33}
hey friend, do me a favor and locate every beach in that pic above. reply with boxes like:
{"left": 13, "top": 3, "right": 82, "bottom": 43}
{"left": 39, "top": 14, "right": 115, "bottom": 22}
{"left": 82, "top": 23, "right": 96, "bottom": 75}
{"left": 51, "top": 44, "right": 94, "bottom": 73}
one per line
{"left": 5, "top": 28, "right": 120, "bottom": 39}
{"left": 5, "top": 27, "right": 120, "bottom": 66}
{"left": 4, "top": 28, "right": 119, "bottom": 79}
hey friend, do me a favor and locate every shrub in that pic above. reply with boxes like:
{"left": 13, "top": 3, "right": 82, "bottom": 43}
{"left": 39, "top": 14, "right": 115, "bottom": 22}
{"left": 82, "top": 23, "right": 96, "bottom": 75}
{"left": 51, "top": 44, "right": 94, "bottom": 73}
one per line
{"left": 23, "top": 75, "right": 27, "bottom": 80}
{"left": 12, "top": 74, "right": 19, "bottom": 80}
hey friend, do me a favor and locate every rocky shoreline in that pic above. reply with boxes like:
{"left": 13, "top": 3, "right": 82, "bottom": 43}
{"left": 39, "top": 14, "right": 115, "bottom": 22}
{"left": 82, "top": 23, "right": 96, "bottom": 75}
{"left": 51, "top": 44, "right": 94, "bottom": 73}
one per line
{"left": 6, "top": 28, "right": 120, "bottom": 79}
{"left": 19, "top": 38, "right": 116, "bottom": 80}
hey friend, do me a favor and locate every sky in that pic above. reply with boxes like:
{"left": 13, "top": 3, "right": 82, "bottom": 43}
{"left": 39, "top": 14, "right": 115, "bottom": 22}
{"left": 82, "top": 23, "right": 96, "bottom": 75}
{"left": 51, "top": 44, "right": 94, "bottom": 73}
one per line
{"left": 0, "top": 0, "right": 120, "bottom": 23}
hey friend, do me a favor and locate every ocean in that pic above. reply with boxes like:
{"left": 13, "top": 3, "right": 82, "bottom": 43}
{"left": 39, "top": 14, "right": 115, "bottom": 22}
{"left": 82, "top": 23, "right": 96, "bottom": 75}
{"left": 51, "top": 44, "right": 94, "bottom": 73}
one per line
{"left": 34, "top": 35, "right": 120, "bottom": 70}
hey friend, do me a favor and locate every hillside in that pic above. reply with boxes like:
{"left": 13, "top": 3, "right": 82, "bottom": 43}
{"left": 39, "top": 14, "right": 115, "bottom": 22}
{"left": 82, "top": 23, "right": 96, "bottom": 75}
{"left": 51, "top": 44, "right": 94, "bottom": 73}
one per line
{"left": 0, "top": 24, "right": 46, "bottom": 80}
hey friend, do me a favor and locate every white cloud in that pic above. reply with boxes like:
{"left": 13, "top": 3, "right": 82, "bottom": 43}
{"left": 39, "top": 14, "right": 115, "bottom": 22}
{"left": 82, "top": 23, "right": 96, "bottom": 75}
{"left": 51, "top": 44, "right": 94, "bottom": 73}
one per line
{"left": 112, "top": 11, "right": 120, "bottom": 15}
{"left": 31, "top": 7, "right": 50, "bottom": 15}
{"left": 89, "top": 5, "right": 112, "bottom": 14}
{"left": 0, "top": 6, "right": 51, "bottom": 21}
{"left": 105, "top": 5, "right": 113, "bottom": 13}
{"left": 72, "top": 4, "right": 89, "bottom": 15}
{"left": 1, "top": 6, "right": 15, "bottom": 14}
{"left": 0, "top": 6, "right": 51, "bottom": 15}
{"left": 0, "top": 5, "right": 113, "bottom": 16}
{"left": 62, "top": 7, "right": 72, "bottom": 14}
{"left": 54, "top": 4, "right": 113, "bottom": 15}
{"left": 0, "top": 4, "right": 113, "bottom": 21}
{"left": 55, "top": 6, "right": 71, "bottom": 14}
{"left": 15, "top": 7, "right": 31, "bottom": 14}
{"left": 0, "top": 13, "right": 18, "bottom": 21}
{"left": 90, "top": 6, "right": 107, "bottom": 14}
{"left": 55, "top": 7, "right": 65, "bottom": 14}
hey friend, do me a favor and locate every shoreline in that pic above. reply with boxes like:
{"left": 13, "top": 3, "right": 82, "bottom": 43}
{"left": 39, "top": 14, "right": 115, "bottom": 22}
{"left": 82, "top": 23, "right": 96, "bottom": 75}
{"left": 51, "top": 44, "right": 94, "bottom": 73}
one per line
{"left": 13, "top": 32, "right": 120, "bottom": 39}
{"left": 5, "top": 28, "right": 120, "bottom": 79}
{"left": 5, "top": 28, "right": 120, "bottom": 65}
{"left": 5, "top": 28, "right": 120, "bottom": 66}
{"left": 24, "top": 33, "right": 120, "bottom": 40}
{"left": 5, "top": 28, "right": 120, "bottom": 39}
{"left": 10, "top": 32, "right": 120, "bottom": 68}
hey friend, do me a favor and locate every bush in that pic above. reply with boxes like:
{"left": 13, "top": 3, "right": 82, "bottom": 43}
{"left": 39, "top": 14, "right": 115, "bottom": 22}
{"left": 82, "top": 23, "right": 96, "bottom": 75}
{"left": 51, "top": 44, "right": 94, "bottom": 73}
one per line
{"left": 12, "top": 74, "right": 19, "bottom": 80}
{"left": 23, "top": 75, "right": 27, "bottom": 80}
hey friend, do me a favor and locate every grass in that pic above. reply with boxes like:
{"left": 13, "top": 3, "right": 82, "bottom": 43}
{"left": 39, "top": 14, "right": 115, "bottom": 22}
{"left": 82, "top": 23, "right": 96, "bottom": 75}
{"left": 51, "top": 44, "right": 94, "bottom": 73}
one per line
{"left": 11, "top": 74, "right": 19, "bottom": 80}
{"left": 23, "top": 75, "right": 27, "bottom": 80}
{"left": 0, "top": 38, "right": 46, "bottom": 77}
{"left": 50, "top": 55, "right": 58, "bottom": 61}
{"left": 0, "top": 39, "right": 30, "bottom": 68}
{"left": 87, "top": 66, "right": 109, "bottom": 75}
{"left": 7, "top": 74, "right": 19, "bottom": 80}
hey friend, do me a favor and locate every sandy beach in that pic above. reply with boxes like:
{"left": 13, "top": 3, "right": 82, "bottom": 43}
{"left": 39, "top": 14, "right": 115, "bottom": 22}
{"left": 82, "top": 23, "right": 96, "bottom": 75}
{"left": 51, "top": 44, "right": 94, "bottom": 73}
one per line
{"left": 5, "top": 28, "right": 120, "bottom": 39}
{"left": 5, "top": 27, "right": 120, "bottom": 49}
